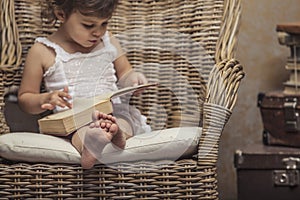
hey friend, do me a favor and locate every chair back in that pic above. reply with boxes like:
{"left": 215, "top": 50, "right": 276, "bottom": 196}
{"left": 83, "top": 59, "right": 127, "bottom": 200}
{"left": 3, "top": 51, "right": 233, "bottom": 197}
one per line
{"left": 0, "top": 0, "right": 241, "bottom": 132}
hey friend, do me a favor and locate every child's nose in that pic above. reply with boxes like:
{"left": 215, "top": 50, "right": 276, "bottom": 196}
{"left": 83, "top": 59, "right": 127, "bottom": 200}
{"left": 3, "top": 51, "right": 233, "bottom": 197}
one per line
{"left": 92, "top": 27, "right": 104, "bottom": 37}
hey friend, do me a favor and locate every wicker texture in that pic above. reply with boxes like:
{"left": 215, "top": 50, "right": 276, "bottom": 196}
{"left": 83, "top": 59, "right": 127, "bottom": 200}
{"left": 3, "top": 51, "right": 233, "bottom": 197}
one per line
{"left": 0, "top": 0, "right": 244, "bottom": 199}
{"left": 0, "top": 0, "right": 21, "bottom": 133}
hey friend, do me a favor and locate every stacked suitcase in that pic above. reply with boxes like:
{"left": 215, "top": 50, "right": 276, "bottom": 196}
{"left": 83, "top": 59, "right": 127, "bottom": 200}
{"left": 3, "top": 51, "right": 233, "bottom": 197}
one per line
{"left": 259, "top": 22, "right": 300, "bottom": 147}
{"left": 235, "top": 22, "right": 300, "bottom": 200}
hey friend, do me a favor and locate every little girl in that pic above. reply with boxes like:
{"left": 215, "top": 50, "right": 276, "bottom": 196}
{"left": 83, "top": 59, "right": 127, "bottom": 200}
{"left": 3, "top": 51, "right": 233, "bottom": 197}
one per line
{"left": 18, "top": 0, "right": 150, "bottom": 169}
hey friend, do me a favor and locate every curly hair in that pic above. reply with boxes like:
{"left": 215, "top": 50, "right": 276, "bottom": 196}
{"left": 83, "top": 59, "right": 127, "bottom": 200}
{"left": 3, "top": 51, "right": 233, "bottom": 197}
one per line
{"left": 42, "top": 0, "right": 119, "bottom": 24}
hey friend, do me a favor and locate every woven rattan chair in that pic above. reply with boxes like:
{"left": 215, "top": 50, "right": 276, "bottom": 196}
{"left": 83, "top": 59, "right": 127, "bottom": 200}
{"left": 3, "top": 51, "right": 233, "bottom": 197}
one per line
{"left": 0, "top": 0, "right": 244, "bottom": 199}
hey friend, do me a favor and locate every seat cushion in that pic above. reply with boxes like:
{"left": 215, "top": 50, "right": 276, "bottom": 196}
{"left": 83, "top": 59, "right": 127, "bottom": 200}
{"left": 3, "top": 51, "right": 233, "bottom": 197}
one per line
{"left": 0, "top": 127, "right": 201, "bottom": 164}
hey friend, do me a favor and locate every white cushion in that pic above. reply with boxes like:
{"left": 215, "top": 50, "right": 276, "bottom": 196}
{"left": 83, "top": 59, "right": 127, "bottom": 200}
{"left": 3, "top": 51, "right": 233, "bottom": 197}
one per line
{"left": 0, "top": 132, "right": 81, "bottom": 163}
{"left": 0, "top": 127, "right": 201, "bottom": 164}
{"left": 100, "top": 127, "right": 201, "bottom": 164}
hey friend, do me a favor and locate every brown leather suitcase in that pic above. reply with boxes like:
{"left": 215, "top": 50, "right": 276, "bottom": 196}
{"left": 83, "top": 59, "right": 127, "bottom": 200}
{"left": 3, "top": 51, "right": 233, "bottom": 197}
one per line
{"left": 258, "top": 91, "right": 300, "bottom": 147}
{"left": 235, "top": 143, "right": 300, "bottom": 200}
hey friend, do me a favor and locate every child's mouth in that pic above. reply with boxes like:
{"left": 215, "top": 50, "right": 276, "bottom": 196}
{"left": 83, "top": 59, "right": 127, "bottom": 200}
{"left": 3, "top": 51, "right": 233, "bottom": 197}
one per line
{"left": 89, "top": 40, "right": 97, "bottom": 44}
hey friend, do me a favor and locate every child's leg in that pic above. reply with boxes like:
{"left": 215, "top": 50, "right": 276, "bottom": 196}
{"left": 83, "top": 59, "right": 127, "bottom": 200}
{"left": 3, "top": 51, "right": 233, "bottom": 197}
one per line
{"left": 112, "top": 118, "right": 133, "bottom": 148}
{"left": 112, "top": 103, "right": 139, "bottom": 143}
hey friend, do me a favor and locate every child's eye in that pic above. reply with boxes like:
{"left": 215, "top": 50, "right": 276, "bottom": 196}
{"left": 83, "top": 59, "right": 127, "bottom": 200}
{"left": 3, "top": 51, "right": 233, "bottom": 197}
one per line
{"left": 82, "top": 23, "right": 94, "bottom": 29}
{"left": 102, "top": 22, "right": 108, "bottom": 27}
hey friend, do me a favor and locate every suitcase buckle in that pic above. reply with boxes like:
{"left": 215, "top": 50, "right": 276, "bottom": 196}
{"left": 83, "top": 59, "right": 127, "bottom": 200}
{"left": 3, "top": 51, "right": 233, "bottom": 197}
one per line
{"left": 284, "top": 98, "right": 300, "bottom": 132}
{"left": 273, "top": 157, "right": 300, "bottom": 187}
{"left": 273, "top": 170, "right": 299, "bottom": 187}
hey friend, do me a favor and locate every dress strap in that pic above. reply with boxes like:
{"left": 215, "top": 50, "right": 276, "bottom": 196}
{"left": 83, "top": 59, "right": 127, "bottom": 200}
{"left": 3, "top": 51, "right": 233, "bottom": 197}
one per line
{"left": 35, "top": 37, "right": 73, "bottom": 62}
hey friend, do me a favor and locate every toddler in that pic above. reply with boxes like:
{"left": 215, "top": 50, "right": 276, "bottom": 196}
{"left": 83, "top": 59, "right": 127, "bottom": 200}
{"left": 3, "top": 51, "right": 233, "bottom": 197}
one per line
{"left": 18, "top": 0, "right": 150, "bottom": 169}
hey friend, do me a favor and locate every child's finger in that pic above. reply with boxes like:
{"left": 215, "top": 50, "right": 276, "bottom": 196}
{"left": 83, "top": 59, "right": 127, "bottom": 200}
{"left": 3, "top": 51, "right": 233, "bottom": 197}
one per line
{"left": 137, "top": 73, "right": 148, "bottom": 85}
{"left": 59, "top": 90, "right": 72, "bottom": 100}
{"left": 63, "top": 100, "right": 73, "bottom": 109}
{"left": 57, "top": 91, "right": 72, "bottom": 108}
{"left": 41, "top": 103, "right": 55, "bottom": 110}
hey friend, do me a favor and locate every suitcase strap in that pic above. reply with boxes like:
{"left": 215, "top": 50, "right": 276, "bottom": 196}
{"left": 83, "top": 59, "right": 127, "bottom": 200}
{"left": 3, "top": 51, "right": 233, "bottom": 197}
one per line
{"left": 284, "top": 97, "right": 300, "bottom": 132}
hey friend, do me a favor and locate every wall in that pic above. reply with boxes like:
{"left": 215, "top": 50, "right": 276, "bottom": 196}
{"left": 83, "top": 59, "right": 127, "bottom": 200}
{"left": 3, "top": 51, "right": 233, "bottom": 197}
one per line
{"left": 217, "top": 0, "right": 300, "bottom": 199}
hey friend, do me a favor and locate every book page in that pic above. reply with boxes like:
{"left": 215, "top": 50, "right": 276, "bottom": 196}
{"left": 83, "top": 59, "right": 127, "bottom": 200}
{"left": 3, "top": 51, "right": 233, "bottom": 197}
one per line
{"left": 110, "top": 82, "right": 158, "bottom": 99}
{"left": 42, "top": 83, "right": 157, "bottom": 120}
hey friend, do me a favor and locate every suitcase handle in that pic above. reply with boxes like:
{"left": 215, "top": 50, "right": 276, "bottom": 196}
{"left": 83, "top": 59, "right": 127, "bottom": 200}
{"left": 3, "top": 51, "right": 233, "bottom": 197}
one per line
{"left": 283, "top": 157, "right": 300, "bottom": 170}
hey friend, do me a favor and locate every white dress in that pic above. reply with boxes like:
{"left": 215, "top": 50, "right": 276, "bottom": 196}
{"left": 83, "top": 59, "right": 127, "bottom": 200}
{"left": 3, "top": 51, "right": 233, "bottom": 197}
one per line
{"left": 36, "top": 32, "right": 150, "bottom": 134}
{"left": 37, "top": 32, "right": 119, "bottom": 101}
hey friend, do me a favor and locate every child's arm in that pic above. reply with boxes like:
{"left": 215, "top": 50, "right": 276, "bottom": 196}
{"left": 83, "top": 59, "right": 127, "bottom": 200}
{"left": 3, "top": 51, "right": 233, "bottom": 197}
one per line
{"left": 109, "top": 32, "right": 148, "bottom": 87}
{"left": 18, "top": 42, "right": 72, "bottom": 114}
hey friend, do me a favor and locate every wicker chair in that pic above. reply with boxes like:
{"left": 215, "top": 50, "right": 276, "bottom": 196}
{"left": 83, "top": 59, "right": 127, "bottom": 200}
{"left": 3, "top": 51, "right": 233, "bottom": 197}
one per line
{"left": 0, "top": 0, "right": 244, "bottom": 199}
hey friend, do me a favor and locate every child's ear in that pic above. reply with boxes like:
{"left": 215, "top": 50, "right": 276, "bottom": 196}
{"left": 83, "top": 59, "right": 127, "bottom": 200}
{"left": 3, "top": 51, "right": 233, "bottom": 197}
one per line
{"left": 54, "top": 9, "right": 66, "bottom": 23}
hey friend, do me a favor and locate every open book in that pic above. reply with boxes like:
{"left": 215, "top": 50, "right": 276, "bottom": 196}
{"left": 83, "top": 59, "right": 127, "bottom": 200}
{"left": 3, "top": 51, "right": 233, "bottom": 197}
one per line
{"left": 38, "top": 83, "right": 157, "bottom": 136}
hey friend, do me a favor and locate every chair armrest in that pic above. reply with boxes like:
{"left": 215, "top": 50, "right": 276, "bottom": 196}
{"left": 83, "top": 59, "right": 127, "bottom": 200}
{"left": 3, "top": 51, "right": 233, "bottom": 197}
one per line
{"left": 206, "top": 59, "right": 244, "bottom": 111}
{"left": 198, "top": 58, "right": 244, "bottom": 164}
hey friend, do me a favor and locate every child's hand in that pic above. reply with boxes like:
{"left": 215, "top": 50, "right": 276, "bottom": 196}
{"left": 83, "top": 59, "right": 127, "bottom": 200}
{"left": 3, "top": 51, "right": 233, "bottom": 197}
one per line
{"left": 41, "top": 86, "right": 72, "bottom": 110}
{"left": 118, "top": 70, "right": 148, "bottom": 96}
{"left": 118, "top": 69, "right": 148, "bottom": 87}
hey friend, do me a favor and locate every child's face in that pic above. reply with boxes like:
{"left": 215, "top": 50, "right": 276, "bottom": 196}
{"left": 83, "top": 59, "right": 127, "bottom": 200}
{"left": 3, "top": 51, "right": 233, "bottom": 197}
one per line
{"left": 63, "top": 10, "right": 109, "bottom": 48}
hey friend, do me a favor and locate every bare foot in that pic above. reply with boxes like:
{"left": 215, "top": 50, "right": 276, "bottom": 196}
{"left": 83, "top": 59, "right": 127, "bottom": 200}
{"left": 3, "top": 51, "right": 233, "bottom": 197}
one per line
{"left": 81, "top": 111, "right": 119, "bottom": 169}
{"left": 95, "top": 112, "right": 127, "bottom": 150}
{"left": 111, "top": 130, "right": 127, "bottom": 149}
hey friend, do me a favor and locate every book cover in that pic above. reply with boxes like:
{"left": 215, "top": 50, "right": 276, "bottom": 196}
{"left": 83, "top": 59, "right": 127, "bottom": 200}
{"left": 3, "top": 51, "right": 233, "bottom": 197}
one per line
{"left": 38, "top": 83, "right": 157, "bottom": 136}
